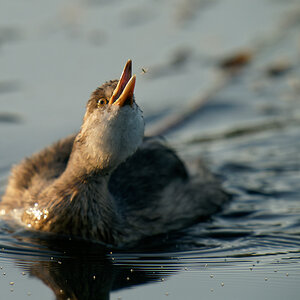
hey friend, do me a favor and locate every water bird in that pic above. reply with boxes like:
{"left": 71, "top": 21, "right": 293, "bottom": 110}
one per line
{"left": 0, "top": 60, "right": 228, "bottom": 247}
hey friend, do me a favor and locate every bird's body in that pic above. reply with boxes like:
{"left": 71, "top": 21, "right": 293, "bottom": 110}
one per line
{"left": 0, "top": 61, "right": 228, "bottom": 247}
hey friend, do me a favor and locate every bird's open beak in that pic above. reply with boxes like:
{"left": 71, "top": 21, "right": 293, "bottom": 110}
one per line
{"left": 109, "top": 60, "right": 136, "bottom": 107}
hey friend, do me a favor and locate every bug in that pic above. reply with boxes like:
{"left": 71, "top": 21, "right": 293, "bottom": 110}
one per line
{"left": 141, "top": 67, "right": 148, "bottom": 74}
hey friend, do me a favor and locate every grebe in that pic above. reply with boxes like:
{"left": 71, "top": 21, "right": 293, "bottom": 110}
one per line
{"left": 1, "top": 60, "right": 228, "bottom": 246}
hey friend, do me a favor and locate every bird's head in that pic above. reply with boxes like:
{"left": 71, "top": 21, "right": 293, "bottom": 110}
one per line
{"left": 75, "top": 60, "right": 144, "bottom": 173}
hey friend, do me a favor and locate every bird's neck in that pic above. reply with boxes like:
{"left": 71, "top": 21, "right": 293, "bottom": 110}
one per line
{"left": 25, "top": 148, "right": 122, "bottom": 243}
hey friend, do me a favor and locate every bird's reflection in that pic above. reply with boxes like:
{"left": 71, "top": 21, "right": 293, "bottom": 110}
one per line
{"left": 16, "top": 234, "right": 181, "bottom": 300}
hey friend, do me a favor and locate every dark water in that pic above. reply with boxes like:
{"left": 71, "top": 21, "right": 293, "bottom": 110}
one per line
{"left": 1, "top": 0, "right": 300, "bottom": 299}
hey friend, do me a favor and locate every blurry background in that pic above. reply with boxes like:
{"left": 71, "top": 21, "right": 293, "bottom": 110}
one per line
{"left": 0, "top": 0, "right": 299, "bottom": 162}
{"left": 1, "top": 0, "right": 300, "bottom": 299}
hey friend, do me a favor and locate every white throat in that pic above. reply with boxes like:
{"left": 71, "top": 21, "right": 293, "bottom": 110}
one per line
{"left": 79, "top": 103, "right": 144, "bottom": 171}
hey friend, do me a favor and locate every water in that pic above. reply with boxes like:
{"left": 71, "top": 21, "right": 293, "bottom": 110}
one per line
{"left": 1, "top": 0, "right": 300, "bottom": 299}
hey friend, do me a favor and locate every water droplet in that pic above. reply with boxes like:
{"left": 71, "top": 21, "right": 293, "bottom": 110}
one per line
{"left": 126, "top": 277, "right": 130, "bottom": 281}
{"left": 130, "top": 269, "right": 134, "bottom": 273}
{"left": 27, "top": 292, "right": 32, "bottom": 296}
{"left": 10, "top": 288, "right": 14, "bottom": 292}
{"left": 210, "top": 274, "right": 214, "bottom": 278}
{"left": 249, "top": 267, "right": 253, "bottom": 271}
{"left": 264, "top": 277, "right": 268, "bottom": 281}
{"left": 58, "top": 261, "right": 62, "bottom": 265}
{"left": 221, "top": 282, "right": 224, "bottom": 287}
{"left": 22, "top": 272, "right": 26, "bottom": 275}
{"left": 93, "top": 275, "right": 96, "bottom": 280}
{"left": 184, "top": 267, "right": 188, "bottom": 271}
{"left": 210, "top": 289, "right": 214, "bottom": 292}
{"left": 9, "top": 282, "right": 14, "bottom": 285}
{"left": 59, "top": 289, "right": 64, "bottom": 294}
{"left": 274, "top": 270, "right": 277, "bottom": 273}
{"left": 161, "top": 278, "right": 165, "bottom": 281}
{"left": 165, "top": 292, "right": 169, "bottom": 296}
{"left": 3, "top": 272, "right": 6, "bottom": 276}
{"left": 286, "top": 273, "right": 289, "bottom": 277}
{"left": 204, "top": 264, "right": 208, "bottom": 268}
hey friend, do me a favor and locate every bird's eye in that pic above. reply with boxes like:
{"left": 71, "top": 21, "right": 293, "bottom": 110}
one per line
{"left": 97, "top": 98, "right": 108, "bottom": 107}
